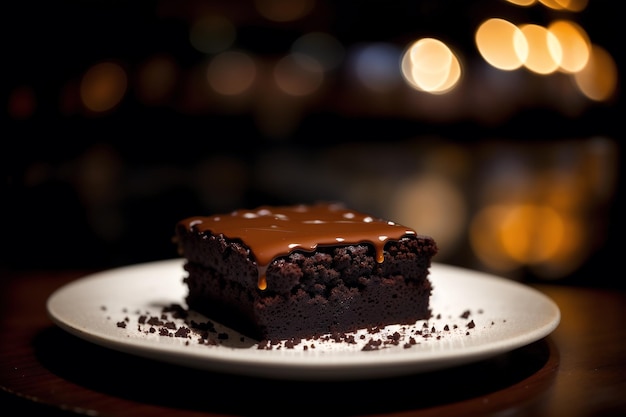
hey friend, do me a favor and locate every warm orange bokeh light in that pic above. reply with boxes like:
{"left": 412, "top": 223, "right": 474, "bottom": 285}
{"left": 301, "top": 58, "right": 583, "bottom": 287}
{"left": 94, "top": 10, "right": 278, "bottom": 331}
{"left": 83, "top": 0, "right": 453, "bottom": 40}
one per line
{"left": 475, "top": 18, "right": 527, "bottom": 71}
{"left": 548, "top": 20, "right": 591, "bottom": 73}
{"left": 519, "top": 24, "right": 561, "bottom": 74}
{"left": 80, "top": 62, "right": 128, "bottom": 113}
{"left": 499, "top": 204, "right": 564, "bottom": 264}
{"left": 401, "top": 38, "right": 462, "bottom": 94}
{"left": 574, "top": 44, "right": 619, "bottom": 102}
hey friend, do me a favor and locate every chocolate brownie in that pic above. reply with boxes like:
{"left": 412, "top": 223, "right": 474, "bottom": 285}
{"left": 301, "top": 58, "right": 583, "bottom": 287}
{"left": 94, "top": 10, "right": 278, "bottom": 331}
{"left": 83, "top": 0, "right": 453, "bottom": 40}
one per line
{"left": 174, "top": 203, "right": 438, "bottom": 341}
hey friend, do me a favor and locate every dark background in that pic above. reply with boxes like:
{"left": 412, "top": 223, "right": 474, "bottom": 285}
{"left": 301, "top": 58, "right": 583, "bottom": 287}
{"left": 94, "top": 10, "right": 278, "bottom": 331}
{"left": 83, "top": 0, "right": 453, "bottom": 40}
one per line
{"left": 3, "top": 0, "right": 623, "bottom": 288}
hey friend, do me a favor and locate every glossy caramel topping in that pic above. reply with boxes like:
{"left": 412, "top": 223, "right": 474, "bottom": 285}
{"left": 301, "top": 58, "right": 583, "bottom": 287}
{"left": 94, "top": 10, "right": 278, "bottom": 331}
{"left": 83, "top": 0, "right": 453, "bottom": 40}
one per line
{"left": 181, "top": 203, "right": 416, "bottom": 289}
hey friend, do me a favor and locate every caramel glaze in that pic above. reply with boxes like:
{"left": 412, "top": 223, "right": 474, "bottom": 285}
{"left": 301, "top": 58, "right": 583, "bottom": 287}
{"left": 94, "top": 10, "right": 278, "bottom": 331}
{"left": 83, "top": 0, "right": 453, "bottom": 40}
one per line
{"left": 181, "top": 203, "right": 417, "bottom": 290}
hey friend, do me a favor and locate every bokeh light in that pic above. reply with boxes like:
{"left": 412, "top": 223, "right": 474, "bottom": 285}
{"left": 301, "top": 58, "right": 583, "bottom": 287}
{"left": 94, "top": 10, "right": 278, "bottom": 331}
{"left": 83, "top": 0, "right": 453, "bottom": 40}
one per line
{"left": 519, "top": 23, "right": 562, "bottom": 74}
{"left": 348, "top": 42, "right": 403, "bottom": 93}
{"left": 475, "top": 18, "right": 527, "bottom": 71}
{"left": 573, "top": 44, "right": 619, "bottom": 102}
{"left": 189, "top": 15, "right": 237, "bottom": 55}
{"left": 7, "top": 86, "right": 36, "bottom": 120}
{"left": 80, "top": 62, "right": 128, "bottom": 113}
{"left": 538, "top": 0, "right": 588, "bottom": 11}
{"left": 274, "top": 53, "right": 324, "bottom": 96}
{"left": 548, "top": 20, "right": 590, "bottom": 73}
{"left": 136, "top": 55, "right": 179, "bottom": 105}
{"left": 503, "top": 0, "right": 589, "bottom": 11}
{"left": 207, "top": 51, "right": 257, "bottom": 96}
{"left": 291, "top": 32, "right": 345, "bottom": 72}
{"left": 391, "top": 173, "right": 467, "bottom": 260}
{"left": 254, "top": 0, "right": 315, "bottom": 22}
{"left": 401, "top": 38, "right": 462, "bottom": 94}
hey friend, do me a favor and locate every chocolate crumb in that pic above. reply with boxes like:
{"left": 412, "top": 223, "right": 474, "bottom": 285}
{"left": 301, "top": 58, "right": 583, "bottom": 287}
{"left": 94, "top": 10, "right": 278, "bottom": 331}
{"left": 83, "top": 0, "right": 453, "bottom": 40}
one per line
{"left": 362, "top": 338, "right": 383, "bottom": 351}
{"left": 147, "top": 316, "right": 163, "bottom": 326}
{"left": 174, "top": 327, "right": 191, "bottom": 338}
{"left": 108, "top": 303, "right": 495, "bottom": 351}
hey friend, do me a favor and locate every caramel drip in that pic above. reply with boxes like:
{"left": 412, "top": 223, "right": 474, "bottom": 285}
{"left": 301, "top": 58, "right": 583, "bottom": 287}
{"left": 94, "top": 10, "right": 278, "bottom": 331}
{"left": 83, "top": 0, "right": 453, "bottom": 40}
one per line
{"left": 182, "top": 203, "right": 416, "bottom": 290}
{"left": 257, "top": 266, "right": 268, "bottom": 290}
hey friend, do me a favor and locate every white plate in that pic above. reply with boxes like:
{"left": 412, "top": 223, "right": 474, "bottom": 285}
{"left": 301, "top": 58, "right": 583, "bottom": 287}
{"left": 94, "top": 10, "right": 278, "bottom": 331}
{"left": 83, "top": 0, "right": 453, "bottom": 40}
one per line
{"left": 47, "top": 259, "right": 560, "bottom": 380}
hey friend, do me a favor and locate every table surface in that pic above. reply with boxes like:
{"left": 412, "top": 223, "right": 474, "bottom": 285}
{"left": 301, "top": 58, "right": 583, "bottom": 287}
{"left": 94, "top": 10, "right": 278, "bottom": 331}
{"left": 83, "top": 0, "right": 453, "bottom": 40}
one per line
{"left": 1, "top": 266, "right": 625, "bottom": 417}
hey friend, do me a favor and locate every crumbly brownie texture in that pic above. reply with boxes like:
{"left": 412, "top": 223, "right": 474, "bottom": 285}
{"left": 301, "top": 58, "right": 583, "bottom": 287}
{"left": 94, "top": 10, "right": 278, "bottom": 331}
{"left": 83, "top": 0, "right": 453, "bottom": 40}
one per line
{"left": 174, "top": 203, "right": 438, "bottom": 341}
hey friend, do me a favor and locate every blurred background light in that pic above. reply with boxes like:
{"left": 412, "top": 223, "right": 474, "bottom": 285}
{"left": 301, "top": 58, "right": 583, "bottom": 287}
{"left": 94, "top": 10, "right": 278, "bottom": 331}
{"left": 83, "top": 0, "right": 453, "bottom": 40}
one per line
{"left": 291, "top": 32, "right": 345, "bottom": 72}
{"left": 80, "top": 62, "right": 127, "bottom": 113}
{"left": 548, "top": 20, "right": 590, "bottom": 73}
{"left": 207, "top": 50, "right": 257, "bottom": 96}
{"left": 519, "top": 23, "right": 562, "bottom": 74}
{"left": 476, "top": 18, "right": 528, "bottom": 71}
{"left": 189, "top": 14, "right": 237, "bottom": 54}
{"left": 274, "top": 53, "right": 324, "bottom": 96}
{"left": 3, "top": 0, "right": 622, "bottom": 289}
{"left": 254, "top": 0, "right": 315, "bottom": 22}
{"left": 136, "top": 55, "right": 180, "bottom": 105}
{"left": 348, "top": 42, "right": 402, "bottom": 93}
{"left": 7, "top": 86, "right": 37, "bottom": 120}
{"left": 401, "top": 38, "right": 462, "bottom": 94}
{"left": 573, "top": 44, "right": 618, "bottom": 102}
{"left": 391, "top": 173, "right": 467, "bottom": 260}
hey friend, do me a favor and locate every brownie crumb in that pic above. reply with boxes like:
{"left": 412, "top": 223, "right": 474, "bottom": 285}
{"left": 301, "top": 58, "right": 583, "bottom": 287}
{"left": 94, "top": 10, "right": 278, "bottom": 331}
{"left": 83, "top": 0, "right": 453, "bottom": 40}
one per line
{"left": 109, "top": 303, "right": 500, "bottom": 351}
{"left": 174, "top": 327, "right": 191, "bottom": 338}
{"left": 362, "top": 338, "right": 383, "bottom": 351}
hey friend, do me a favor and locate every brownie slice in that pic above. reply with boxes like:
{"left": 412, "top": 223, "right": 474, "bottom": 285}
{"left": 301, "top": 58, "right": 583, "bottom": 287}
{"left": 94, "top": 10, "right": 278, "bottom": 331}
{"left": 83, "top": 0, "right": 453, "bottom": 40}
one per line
{"left": 174, "top": 203, "right": 438, "bottom": 341}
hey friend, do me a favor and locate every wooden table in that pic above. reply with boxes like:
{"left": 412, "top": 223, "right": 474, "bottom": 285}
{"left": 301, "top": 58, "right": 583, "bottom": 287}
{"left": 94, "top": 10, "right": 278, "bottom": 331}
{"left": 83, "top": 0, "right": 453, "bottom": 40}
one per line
{"left": 1, "top": 268, "right": 625, "bottom": 417}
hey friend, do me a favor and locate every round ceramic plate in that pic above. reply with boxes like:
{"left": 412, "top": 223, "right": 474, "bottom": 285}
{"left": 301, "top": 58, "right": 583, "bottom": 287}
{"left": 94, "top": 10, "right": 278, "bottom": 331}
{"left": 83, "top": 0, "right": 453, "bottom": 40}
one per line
{"left": 47, "top": 259, "right": 560, "bottom": 380}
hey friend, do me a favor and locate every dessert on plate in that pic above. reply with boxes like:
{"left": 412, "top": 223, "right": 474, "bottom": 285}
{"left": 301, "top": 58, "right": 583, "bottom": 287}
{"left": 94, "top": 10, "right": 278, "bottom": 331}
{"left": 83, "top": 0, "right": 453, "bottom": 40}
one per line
{"left": 174, "top": 202, "right": 438, "bottom": 341}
